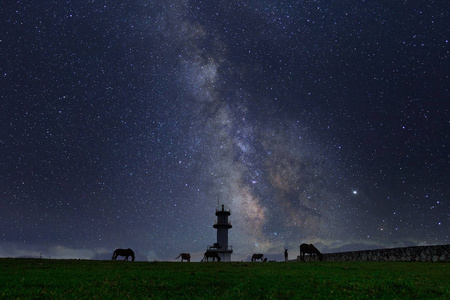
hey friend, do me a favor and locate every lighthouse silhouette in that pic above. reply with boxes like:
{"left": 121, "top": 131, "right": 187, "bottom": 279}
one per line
{"left": 207, "top": 203, "right": 233, "bottom": 261}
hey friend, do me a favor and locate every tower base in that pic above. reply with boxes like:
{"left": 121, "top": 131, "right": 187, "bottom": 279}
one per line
{"left": 207, "top": 245, "right": 233, "bottom": 262}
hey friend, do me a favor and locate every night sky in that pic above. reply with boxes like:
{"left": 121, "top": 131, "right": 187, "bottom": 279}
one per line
{"left": 1, "top": 1, "right": 448, "bottom": 261}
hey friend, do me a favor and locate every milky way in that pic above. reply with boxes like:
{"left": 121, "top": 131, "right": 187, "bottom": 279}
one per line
{"left": 1, "top": 1, "right": 448, "bottom": 261}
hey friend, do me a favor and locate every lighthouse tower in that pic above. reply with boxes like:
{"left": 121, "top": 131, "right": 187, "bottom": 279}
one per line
{"left": 207, "top": 204, "right": 233, "bottom": 261}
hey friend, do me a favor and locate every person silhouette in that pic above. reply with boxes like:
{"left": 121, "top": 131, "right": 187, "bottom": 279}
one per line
{"left": 284, "top": 249, "right": 288, "bottom": 261}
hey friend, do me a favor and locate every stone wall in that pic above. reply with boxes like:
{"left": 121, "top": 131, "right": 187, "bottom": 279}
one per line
{"left": 296, "top": 245, "right": 449, "bottom": 262}
{"left": 316, "top": 245, "right": 450, "bottom": 262}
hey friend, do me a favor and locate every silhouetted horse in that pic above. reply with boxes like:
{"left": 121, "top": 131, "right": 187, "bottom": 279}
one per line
{"left": 175, "top": 253, "right": 191, "bottom": 262}
{"left": 201, "top": 251, "right": 221, "bottom": 262}
{"left": 112, "top": 248, "right": 135, "bottom": 261}
{"left": 300, "top": 243, "right": 323, "bottom": 262}
{"left": 251, "top": 253, "right": 264, "bottom": 262}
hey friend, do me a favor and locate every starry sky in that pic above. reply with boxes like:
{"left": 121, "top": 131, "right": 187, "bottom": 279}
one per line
{"left": 1, "top": 1, "right": 448, "bottom": 261}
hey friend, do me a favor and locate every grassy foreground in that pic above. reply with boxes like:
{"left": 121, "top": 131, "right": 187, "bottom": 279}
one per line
{"left": 0, "top": 258, "right": 448, "bottom": 299}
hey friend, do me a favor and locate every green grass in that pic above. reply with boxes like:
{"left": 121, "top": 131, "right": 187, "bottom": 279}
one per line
{"left": 0, "top": 258, "right": 448, "bottom": 299}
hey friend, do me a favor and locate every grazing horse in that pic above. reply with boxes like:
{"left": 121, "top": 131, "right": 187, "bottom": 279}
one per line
{"left": 201, "top": 251, "right": 221, "bottom": 262}
{"left": 300, "top": 243, "right": 323, "bottom": 262}
{"left": 251, "top": 253, "right": 264, "bottom": 262}
{"left": 175, "top": 253, "right": 191, "bottom": 262}
{"left": 112, "top": 248, "right": 135, "bottom": 261}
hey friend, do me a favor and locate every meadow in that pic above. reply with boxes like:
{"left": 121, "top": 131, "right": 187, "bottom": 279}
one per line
{"left": 0, "top": 258, "right": 448, "bottom": 299}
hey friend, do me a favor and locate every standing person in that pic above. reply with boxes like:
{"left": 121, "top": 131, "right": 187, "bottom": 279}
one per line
{"left": 284, "top": 249, "right": 288, "bottom": 261}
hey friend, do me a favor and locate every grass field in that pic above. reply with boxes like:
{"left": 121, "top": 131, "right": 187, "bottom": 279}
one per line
{"left": 1, "top": 258, "right": 448, "bottom": 299}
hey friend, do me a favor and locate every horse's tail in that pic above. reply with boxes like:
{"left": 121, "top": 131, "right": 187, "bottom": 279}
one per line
{"left": 175, "top": 254, "right": 181, "bottom": 259}
{"left": 111, "top": 250, "right": 116, "bottom": 260}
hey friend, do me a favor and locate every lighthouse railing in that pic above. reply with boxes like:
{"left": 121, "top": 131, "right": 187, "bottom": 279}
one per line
{"left": 216, "top": 205, "right": 230, "bottom": 212}
{"left": 214, "top": 219, "right": 231, "bottom": 226}
{"left": 207, "top": 245, "right": 233, "bottom": 251}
